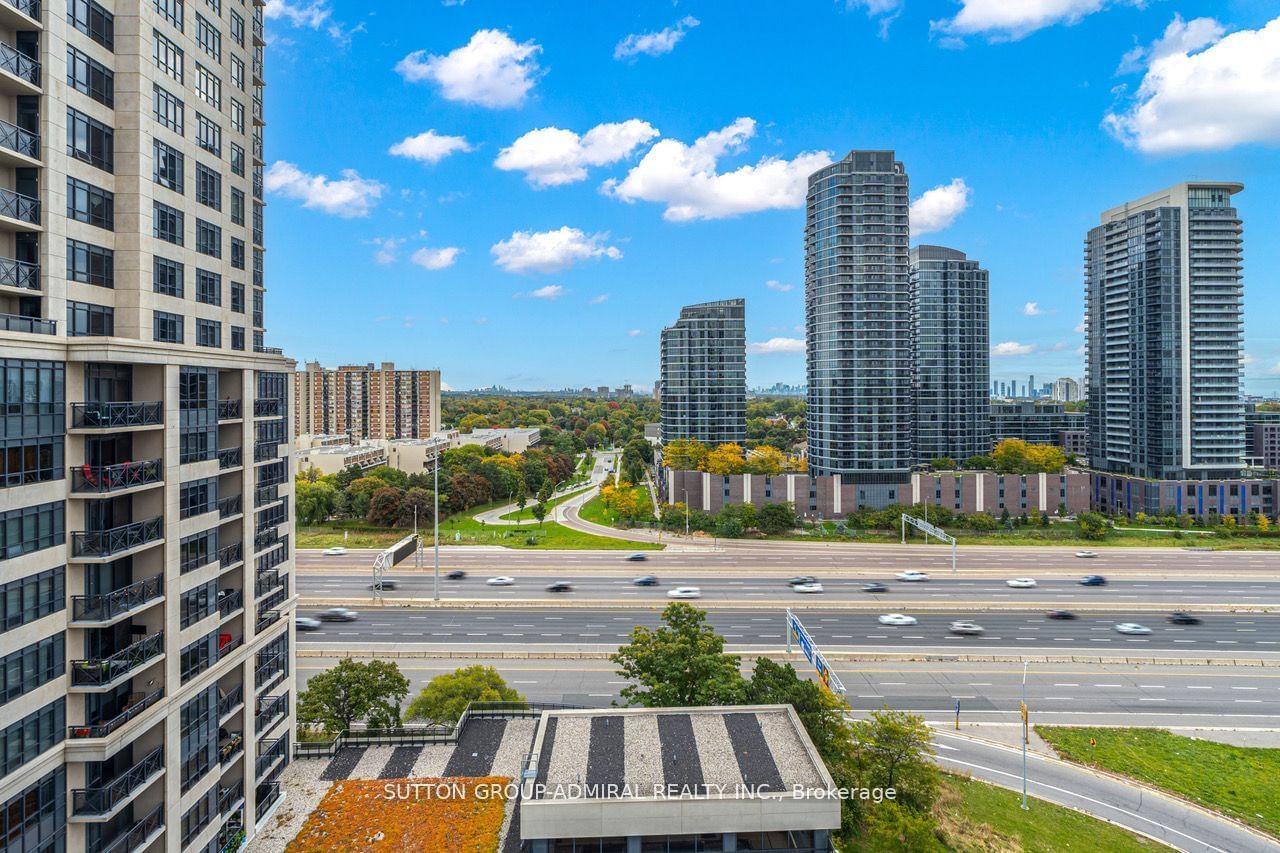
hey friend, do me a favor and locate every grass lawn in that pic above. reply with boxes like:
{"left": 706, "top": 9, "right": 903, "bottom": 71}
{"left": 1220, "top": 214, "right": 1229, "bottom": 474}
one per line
{"left": 578, "top": 484, "right": 654, "bottom": 528}
{"left": 932, "top": 773, "right": 1172, "bottom": 852}
{"left": 780, "top": 522, "right": 1280, "bottom": 550}
{"left": 1036, "top": 727, "right": 1280, "bottom": 837}
{"left": 498, "top": 484, "right": 595, "bottom": 521}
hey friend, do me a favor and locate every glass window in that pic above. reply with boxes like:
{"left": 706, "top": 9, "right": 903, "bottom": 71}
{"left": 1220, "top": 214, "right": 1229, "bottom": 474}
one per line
{"left": 66, "top": 240, "right": 114, "bottom": 288}
{"left": 196, "top": 318, "right": 221, "bottom": 348}
{"left": 0, "top": 635, "right": 64, "bottom": 706}
{"left": 197, "top": 113, "right": 221, "bottom": 156}
{"left": 196, "top": 63, "right": 221, "bottom": 110}
{"left": 67, "top": 108, "right": 114, "bottom": 172}
{"left": 154, "top": 29, "right": 184, "bottom": 82}
{"left": 196, "top": 219, "right": 221, "bottom": 257}
{"left": 154, "top": 257, "right": 184, "bottom": 297}
{"left": 230, "top": 142, "right": 244, "bottom": 176}
{"left": 196, "top": 163, "right": 221, "bottom": 210}
{"left": 153, "top": 310, "right": 183, "bottom": 343}
{"left": 66, "top": 46, "right": 114, "bottom": 107}
{"left": 231, "top": 238, "right": 245, "bottom": 270}
{"left": 68, "top": 0, "right": 114, "bottom": 50}
{"left": 179, "top": 477, "right": 217, "bottom": 519}
{"left": 230, "top": 281, "right": 245, "bottom": 313}
{"left": 230, "top": 10, "right": 245, "bottom": 46}
{"left": 154, "top": 138, "right": 185, "bottom": 193}
{"left": 153, "top": 84, "right": 184, "bottom": 135}
{"left": 66, "top": 178, "right": 114, "bottom": 229}
{"left": 0, "top": 502, "right": 64, "bottom": 560}
{"left": 155, "top": 0, "right": 183, "bottom": 30}
{"left": 66, "top": 302, "right": 113, "bottom": 337}
{"left": 196, "top": 269, "right": 221, "bottom": 306}
{"left": 231, "top": 55, "right": 244, "bottom": 91}
{"left": 0, "top": 437, "right": 63, "bottom": 488}
{"left": 230, "top": 98, "right": 244, "bottom": 134}
{"left": 0, "top": 567, "right": 64, "bottom": 633}
{"left": 154, "top": 201, "right": 184, "bottom": 244}
{"left": 231, "top": 326, "right": 245, "bottom": 351}
{"left": 230, "top": 188, "right": 245, "bottom": 225}
{"left": 196, "top": 14, "right": 221, "bottom": 61}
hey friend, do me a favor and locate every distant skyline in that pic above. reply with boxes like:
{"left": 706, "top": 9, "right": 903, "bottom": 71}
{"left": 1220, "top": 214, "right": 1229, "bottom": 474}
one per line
{"left": 262, "top": 1, "right": 1280, "bottom": 394}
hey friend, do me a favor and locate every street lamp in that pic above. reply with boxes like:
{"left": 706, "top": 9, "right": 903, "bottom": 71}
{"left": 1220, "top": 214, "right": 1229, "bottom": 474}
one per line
{"left": 1020, "top": 661, "right": 1030, "bottom": 810}
{"left": 682, "top": 489, "right": 690, "bottom": 536}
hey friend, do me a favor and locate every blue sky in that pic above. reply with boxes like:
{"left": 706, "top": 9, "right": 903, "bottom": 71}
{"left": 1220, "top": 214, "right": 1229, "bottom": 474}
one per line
{"left": 261, "top": 0, "right": 1280, "bottom": 394}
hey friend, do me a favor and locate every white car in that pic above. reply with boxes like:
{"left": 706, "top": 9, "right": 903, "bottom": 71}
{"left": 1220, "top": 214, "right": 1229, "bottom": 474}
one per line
{"left": 878, "top": 613, "right": 917, "bottom": 626}
{"left": 486, "top": 576, "right": 516, "bottom": 586}
{"left": 1114, "top": 622, "right": 1152, "bottom": 635}
{"left": 949, "top": 620, "right": 985, "bottom": 635}
{"left": 322, "top": 546, "right": 347, "bottom": 556}
{"left": 895, "top": 571, "right": 930, "bottom": 582}
{"left": 793, "top": 582, "right": 825, "bottom": 594}
{"left": 1006, "top": 578, "right": 1038, "bottom": 588}
{"left": 667, "top": 586, "right": 702, "bottom": 599}
{"left": 1075, "top": 551, "right": 1097, "bottom": 558}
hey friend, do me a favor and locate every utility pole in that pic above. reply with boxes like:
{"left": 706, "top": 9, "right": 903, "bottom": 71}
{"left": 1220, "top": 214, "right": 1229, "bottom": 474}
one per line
{"left": 1020, "top": 661, "right": 1030, "bottom": 810}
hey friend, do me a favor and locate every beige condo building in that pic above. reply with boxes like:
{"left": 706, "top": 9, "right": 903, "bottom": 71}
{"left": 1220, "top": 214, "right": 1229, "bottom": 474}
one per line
{"left": 292, "top": 360, "right": 441, "bottom": 441}
{"left": 0, "top": 1, "right": 295, "bottom": 851}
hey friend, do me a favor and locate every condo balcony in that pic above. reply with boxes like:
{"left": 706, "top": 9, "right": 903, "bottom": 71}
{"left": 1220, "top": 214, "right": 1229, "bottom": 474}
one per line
{"left": 71, "top": 745, "right": 164, "bottom": 819}
{"left": 218, "top": 398, "right": 243, "bottom": 420}
{"left": 72, "top": 517, "right": 163, "bottom": 560}
{"left": 0, "top": 117, "right": 38, "bottom": 163}
{"left": 0, "top": 0, "right": 41, "bottom": 26}
{"left": 71, "top": 459, "right": 163, "bottom": 495}
{"left": 255, "top": 693, "right": 287, "bottom": 736}
{"left": 218, "top": 589, "right": 243, "bottom": 619}
{"left": 0, "top": 256, "right": 36, "bottom": 294}
{"left": 254, "top": 570, "right": 285, "bottom": 599}
{"left": 255, "top": 609, "right": 280, "bottom": 633}
{"left": 71, "top": 574, "right": 163, "bottom": 625}
{"left": 218, "top": 778, "right": 244, "bottom": 817}
{"left": 0, "top": 41, "right": 39, "bottom": 91}
{"left": 218, "top": 446, "right": 243, "bottom": 470}
{"left": 255, "top": 735, "right": 285, "bottom": 778}
{"left": 218, "top": 542, "right": 244, "bottom": 570}
{"left": 68, "top": 687, "right": 164, "bottom": 740}
{"left": 70, "top": 631, "right": 164, "bottom": 688}
{"left": 71, "top": 401, "right": 163, "bottom": 430}
{"left": 253, "top": 397, "right": 282, "bottom": 417}
{"left": 219, "top": 684, "right": 244, "bottom": 724}
{"left": 100, "top": 803, "right": 165, "bottom": 853}
{"left": 219, "top": 730, "right": 244, "bottom": 767}
{"left": 218, "top": 495, "right": 243, "bottom": 519}
{"left": 0, "top": 310, "right": 53, "bottom": 333}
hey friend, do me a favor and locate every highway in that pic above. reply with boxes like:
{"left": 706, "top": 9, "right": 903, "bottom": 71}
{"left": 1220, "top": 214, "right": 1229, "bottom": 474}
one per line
{"left": 295, "top": 606, "right": 1280, "bottom": 654}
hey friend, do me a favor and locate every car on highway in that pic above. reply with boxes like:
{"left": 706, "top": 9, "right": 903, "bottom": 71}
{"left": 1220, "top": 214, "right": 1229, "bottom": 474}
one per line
{"left": 668, "top": 586, "right": 702, "bottom": 599}
{"left": 1079, "top": 575, "right": 1108, "bottom": 586}
{"left": 862, "top": 582, "right": 888, "bottom": 593}
{"left": 486, "top": 576, "right": 516, "bottom": 586}
{"left": 545, "top": 581, "right": 573, "bottom": 592}
{"left": 1075, "top": 551, "right": 1097, "bottom": 558}
{"left": 793, "top": 582, "right": 824, "bottom": 594}
{"left": 1045, "top": 610, "right": 1077, "bottom": 620}
{"left": 949, "top": 620, "right": 985, "bottom": 635}
{"left": 322, "top": 547, "right": 347, "bottom": 556}
{"left": 1006, "top": 578, "right": 1037, "bottom": 588}
{"left": 446, "top": 570, "right": 466, "bottom": 580}
{"left": 367, "top": 579, "right": 399, "bottom": 590}
{"left": 625, "top": 553, "right": 649, "bottom": 562}
{"left": 878, "top": 613, "right": 917, "bottom": 626}
{"left": 1114, "top": 622, "right": 1152, "bottom": 635}
{"left": 317, "top": 608, "right": 357, "bottom": 622}
{"left": 787, "top": 576, "right": 819, "bottom": 586}
{"left": 295, "top": 616, "right": 321, "bottom": 631}
{"left": 632, "top": 575, "right": 659, "bottom": 586}
{"left": 895, "top": 571, "right": 930, "bottom": 582}
{"left": 1168, "top": 612, "right": 1202, "bottom": 625}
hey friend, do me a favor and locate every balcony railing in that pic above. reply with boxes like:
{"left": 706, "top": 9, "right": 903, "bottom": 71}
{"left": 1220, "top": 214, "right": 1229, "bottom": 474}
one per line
{"left": 219, "top": 589, "right": 243, "bottom": 618}
{"left": 71, "top": 459, "right": 162, "bottom": 494}
{"left": 259, "top": 586, "right": 286, "bottom": 613}
{"left": 0, "top": 118, "right": 37, "bottom": 159}
{"left": 219, "top": 542, "right": 244, "bottom": 569}
{"left": 218, "top": 778, "right": 243, "bottom": 815}
{"left": 253, "top": 526, "right": 280, "bottom": 553}
{"left": 70, "top": 632, "right": 164, "bottom": 687}
{"left": 72, "top": 574, "right": 163, "bottom": 624}
{"left": 0, "top": 42, "right": 39, "bottom": 86}
{"left": 181, "top": 548, "right": 216, "bottom": 574}
{"left": 218, "top": 399, "right": 243, "bottom": 420}
{"left": 0, "top": 311, "right": 53, "bottom": 334}
{"left": 71, "top": 401, "right": 163, "bottom": 429}
{"left": 219, "top": 446, "right": 243, "bottom": 469}
{"left": 254, "top": 656, "right": 286, "bottom": 692}
{"left": 254, "top": 345, "right": 282, "bottom": 355}
{"left": 255, "top": 484, "right": 279, "bottom": 508}
{"left": 218, "top": 495, "right": 242, "bottom": 519}
{"left": 100, "top": 801, "right": 164, "bottom": 853}
{"left": 71, "top": 745, "right": 163, "bottom": 816}
{"left": 0, "top": 256, "right": 37, "bottom": 290}
{"left": 256, "top": 693, "right": 287, "bottom": 735}
{"left": 255, "top": 736, "right": 285, "bottom": 777}
{"left": 254, "top": 570, "right": 284, "bottom": 599}
{"left": 256, "top": 536, "right": 288, "bottom": 572}
{"left": 255, "top": 609, "right": 280, "bottom": 633}
{"left": 219, "top": 635, "right": 243, "bottom": 660}
{"left": 72, "top": 517, "right": 163, "bottom": 559}
{"left": 253, "top": 398, "right": 282, "bottom": 418}
{"left": 1, "top": 1, "right": 41, "bottom": 22}
{"left": 253, "top": 442, "right": 278, "bottom": 463}
{"left": 68, "top": 688, "right": 164, "bottom": 740}
{"left": 252, "top": 15, "right": 263, "bottom": 42}
{"left": 219, "top": 730, "right": 244, "bottom": 767}
{"left": 219, "top": 684, "right": 244, "bottom": 722}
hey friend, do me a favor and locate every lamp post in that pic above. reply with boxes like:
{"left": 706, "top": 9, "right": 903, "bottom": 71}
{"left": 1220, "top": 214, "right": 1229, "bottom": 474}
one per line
{"left": 682, "top": 489, "right": 690, "bottom": 536}
{"left": 1020, "top": 661, "right": 1029, "bottom": 810}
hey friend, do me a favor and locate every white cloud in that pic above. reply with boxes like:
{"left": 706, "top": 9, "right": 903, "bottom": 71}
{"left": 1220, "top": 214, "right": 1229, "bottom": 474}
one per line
{"left": 627, "top": 329, "right": 644, "bottom": 337}
{"left": 395, "top": 30, "right": 541, "bottom": 109}
{"left": 495, "top": 120, "right": 659, "bottom": 188}
{"left": 264, "top": 161, "right": 385, "bottom": 218}
{"left": 845, "top": 0, "right": 904, "bottom": 38}
{"left": 1023, "top": 302, "right": 1042, "bottom": 316}
{"left": 369, "top": 237, "right": 404, "bottom": 264}
{"left": 389, "top": 130, "right": 473, "bottom": 164}
{"left": 991, "top": 341, "right": 1037, "bottom": 357}
{"left": 747, "top": 337, "right": 805, "bottom": 355}
{"left": 1240, "top": 352, "right": 1255, "bottom": 366}
{"left": 411, "top": 246, "right": 461, "bottom": 270}
{"left": 1105, "top": 16, "right": 1280, "bottom": 154}
{"left": 765, "top": 279, "right": 794, "bottom": 292}
{"left": 265, "top": 0, "right": 331, "bottom": 29}
{"left": 1268, "top": 361, "right": 1280, "bottom": 377}
{"left": 491, "top": 226, "right": 623, "bottom": 274}
{"left": 589, "top": 294, "right": 609, "bottom": 305}
{"left": 603, "top": 117, "right": 833, "bottom": 222}
{"left": 933, "top": 0, "right": 1112, "bottom": 41}
{"left": 614, "top": 16, "right": 700, "bottom": 60}
{"left": 1117, "top": 14, "right": 1225, "bottom": 74}
{"left": 1074, "top": 319, "right": 1087, "bottom": 334}
{"left": 523, "top": 284, "right": 566, "bottom": 300}
{"left": 910, "top": 178, "right": 971, "bottom": 237}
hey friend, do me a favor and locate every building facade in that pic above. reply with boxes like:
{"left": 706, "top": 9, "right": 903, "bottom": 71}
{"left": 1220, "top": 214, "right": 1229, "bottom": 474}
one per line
{"left": 990, "top": 401, "right": 1086, "bottom": 450}
{"left": 1245, "top": 405, "right": 1280, "bottom": 470}
{"left": 1093, "top": 473, "right": 1277, "bottom": 520}
{"left": 1051, "top": 377, "right": 1081, "bottom": 403}
{"left": 658, "top": 299, "right": 746, "bottom": 445}
{"left": 0, "top": 3, "right": 295, "bottom": 852}
{"left": 292, "top": 360, "right": 441, "bottom": 441}
{"left": 1085, "top": 182, "right": 1245, "bottom": 479}
{"left": 805, "top": 151, "right": 913, "bottom": 489}
{"left": 910, "top": 245, "right": 989, "bottom": 464}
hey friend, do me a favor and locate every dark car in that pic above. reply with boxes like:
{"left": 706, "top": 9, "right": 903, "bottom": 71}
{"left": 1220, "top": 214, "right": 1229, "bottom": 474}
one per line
{"left": 1079, "top": 575, "right": 1108, "bottom": 586}
{"left": 625, "top": 554, "right": 649, "bottom": 562}
{"left": 545, "top": 581, "right": 573, "bottom": 593}
{"left": 317, "top": 608, "right": 358, "bottom": 622}
{"left": 445, "top": 570, "right": 466, "bottom": 580}
{"left": 788, "top": 576, "right": 818, "bottom": 586}
{"left": 1168, "top": 612, "right": 1202, "bottom": 625}
{"left": 1045, "top": 610, "right": 1077, "bottom": 620}
{"left": 295, "top": 616, "right": 321, "bottom": 631}
{"left": 862, "top": 582, "right": 888, "bottom": 593}
{"left": 633, "top": 575, "right": 659, "bottom": 586}
{"left": 367, "top": 579, "right": 399, "bottom": 590}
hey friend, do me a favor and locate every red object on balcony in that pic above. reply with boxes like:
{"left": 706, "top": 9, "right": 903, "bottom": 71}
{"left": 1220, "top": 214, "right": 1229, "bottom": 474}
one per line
{"left": 218, "top": 633, "right": 232, "bottom": 651}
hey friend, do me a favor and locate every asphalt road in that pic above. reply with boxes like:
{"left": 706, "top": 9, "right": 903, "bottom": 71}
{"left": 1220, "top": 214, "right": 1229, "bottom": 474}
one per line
{"left": 295, "top": 606, "right": 1280, "bottom": 653}
{"left": 295, "top": 571, "right": 1280, "bottom": 607}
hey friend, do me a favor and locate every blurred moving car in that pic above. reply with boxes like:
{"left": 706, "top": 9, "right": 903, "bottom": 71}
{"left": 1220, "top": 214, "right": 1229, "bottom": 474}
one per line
{"left": 793, "top": 582, "right": 824, "bottom": 594}
{"left": 1075, "top": 551, "right": 1097, "bottom": 558}
{"left": 322, "top": 547, "right": 347, "bottom": 556}
{"left": 626, "top": 554, "right": 649, "bottom": 562}
{"left": 667, "top": 587, "right": 702, "bottom": 599}
{"left": 896, "top": 571, "right": 930, "bottom": 582}
{"left": 295, "top": 616, "right": 321, "bottom": 631}
{"left": 1114, "top": 622, "right": 1152, "bottom": 635}
{"left": 317, "top": 608, "right": 357, "bottom": 622}
{"left": 1079, "top": 575, "right": 1107, "bottom": 586}
{"left": 445, "top": 570, "right": 466, "bottom": 580}
{"left": 1006, "top": 578, "right": 1037, "bottom": 588}
{"left": 862, "top": 582, "right": 888, "bottom": 593}
{"left": 1168, "top": 612, "right": 1202, "bottom": 625}
{"left": 486, "top": 576, "right": 515, "bottom": 586}
{"left": 545, "top": 581, "right": 573, "bottom": 592}
{"left": 878, "top": 613, "right": 917, "bottom": 626}
{"left": 632, "top": 575, "right": 659, "bottom": 586}
{"left": 1045, "top": 610, "right": 1077, "bottom": 620}
{"left": 788, "top": 576, "right": 818, "bottom": 586}
{"left": 367, "top": 579, "right": 398, "bottom": 590}
{"left": 949, "top": 620, "right": 985, "bottom": 635}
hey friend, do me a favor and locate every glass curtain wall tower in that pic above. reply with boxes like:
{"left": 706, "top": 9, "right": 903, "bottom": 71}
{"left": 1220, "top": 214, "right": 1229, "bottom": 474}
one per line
{"left": 659, "top": 299, "right": 746, "bottom": 446}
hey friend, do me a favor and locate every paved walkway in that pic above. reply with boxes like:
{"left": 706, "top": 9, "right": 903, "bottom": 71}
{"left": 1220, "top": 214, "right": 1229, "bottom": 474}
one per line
{"left": 473, "top": 451, "right": 617, "bottom": 527}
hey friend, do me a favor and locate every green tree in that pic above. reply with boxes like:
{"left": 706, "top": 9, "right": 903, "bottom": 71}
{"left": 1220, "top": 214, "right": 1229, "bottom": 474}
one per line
{"left": 962, "top": 454, "right": 993, "bottom": 470}
{"left": 295, "top": 479, "right": 337, "bottom": 525}
{"left": 457, "top": 413, "right": 489, "bottom": 433}
{"left": 757, "top": 502, "right": 797, "bottom": 535}
{"left": 366, "top": 486, "right": 404, "bottom": 527}
{"left": 746, "top": 658, "right": 855, "bottom": 767}
{"left": 396, "top": 488, "right": 435, "bottom": 528}
{"left": 624, "top": 437, "right": 654, "bottom": 465}
{"left": 367, "top": 465, "right": 409, "bottom": 489}
{"left": 851, "top": 709, "right": 939, "bottom": 814}
{"left": 296, "top": 659, "right": 410, "bottom": 734}
{"left": 611, "top": 603, "right": 747, "bottom": 707}
{"left": 515, "top": 480, "right": 528, "bottom": 515}
{"left": 1077, "top": 511, "right": 1110, "bottom": 540}
{"left": 621, "top": 448, "right": 647, "bottom": 486}
{"left": 929, "top": 457, "right": 957, "bottom": 471}
{"left": 531, "top": 500, "right": 548, "bottom": 527}
{"left": 860, "top": 800, "right": 944, "bottom": 852}
{"left": 403, "top": 665, "right": 525, "bottom": 725}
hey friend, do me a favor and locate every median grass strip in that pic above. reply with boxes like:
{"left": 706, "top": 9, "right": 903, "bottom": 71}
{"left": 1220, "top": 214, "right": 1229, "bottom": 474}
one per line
{"left": 578, "top": 484, "right": 653, "bottom": 527}
{"left": 497, "top": 484, "right": 594, "bottom": 521}
{"left": 933, "top": 773, "right": 1172, "bottom": 851}
{"left": 1035, "top": 726, "right": 1280, "bottom": 837}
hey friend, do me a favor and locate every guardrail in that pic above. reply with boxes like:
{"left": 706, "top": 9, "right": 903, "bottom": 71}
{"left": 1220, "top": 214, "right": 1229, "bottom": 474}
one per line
{"left": 0, "top": 256, "right": 38, "bottom": 290}
{"left": 71, "top": 574, "right": 163, "bottom": 623}
{"left": 70, "top": 632, "right": 164, "bottom": 686}
{"left": 71, "top": 459, "right": 162, "bottom": 494}
{"left": 72, "top": 517, "right": 163, "bottom": 559}
{"left": 68, "top": 688, "right": 164, "bottom": 739}
{"left": 71, "top": 746, "right": 163, "bottom": 816}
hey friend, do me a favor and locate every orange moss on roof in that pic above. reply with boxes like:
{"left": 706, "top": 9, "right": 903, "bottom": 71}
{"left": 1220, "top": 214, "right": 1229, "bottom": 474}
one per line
{"left": 286, "top": 776, "right": 510, "bottom": 853}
